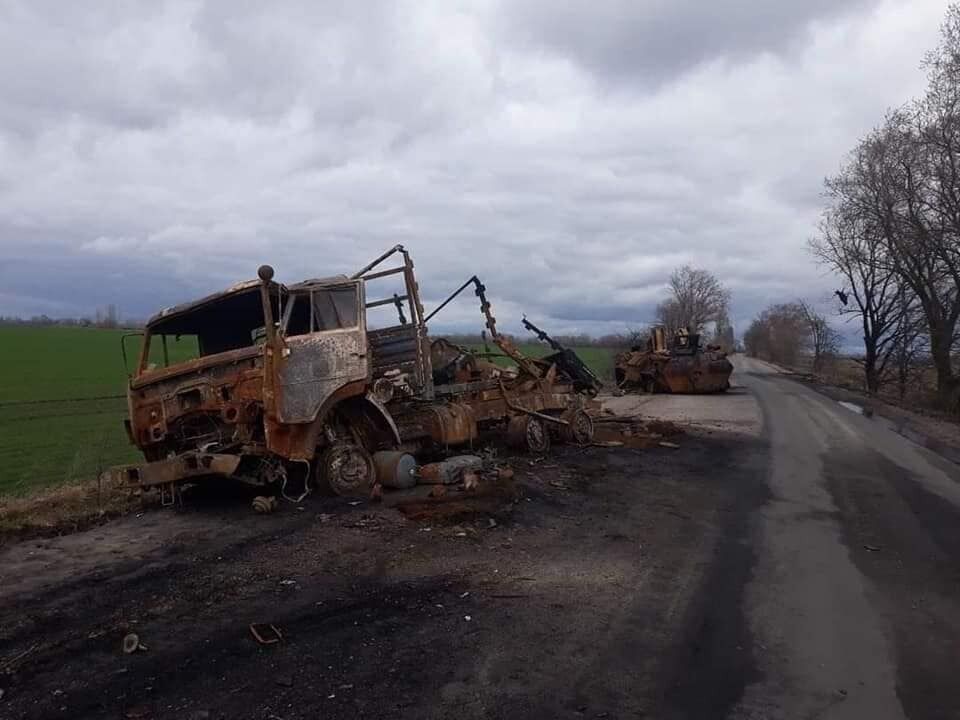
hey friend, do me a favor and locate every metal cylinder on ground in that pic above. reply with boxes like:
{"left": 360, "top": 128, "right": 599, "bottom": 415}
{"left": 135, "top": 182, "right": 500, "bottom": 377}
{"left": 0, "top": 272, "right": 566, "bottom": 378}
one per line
{"left": 372, "top": 451, "right": 418, "bottom": 489}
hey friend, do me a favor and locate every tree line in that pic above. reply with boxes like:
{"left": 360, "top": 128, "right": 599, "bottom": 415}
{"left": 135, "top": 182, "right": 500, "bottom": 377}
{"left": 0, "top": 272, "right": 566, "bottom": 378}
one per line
{"left": 0, "top": 305, "right": 130, "bottom": 329}
{"left": 747, "top": 4, "right": 960, "bottom": 413}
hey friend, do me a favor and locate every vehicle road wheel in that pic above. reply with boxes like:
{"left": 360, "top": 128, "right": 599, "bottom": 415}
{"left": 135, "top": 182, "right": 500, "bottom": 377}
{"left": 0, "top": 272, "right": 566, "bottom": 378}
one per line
{"left": 507, "top": 415, "right": 551, "bottom": 454}
{"left": 320, "top": 443, "right": 375, "bottom": 497}
{"left": 561, "top": 408, "right": 594, "bottom": 446}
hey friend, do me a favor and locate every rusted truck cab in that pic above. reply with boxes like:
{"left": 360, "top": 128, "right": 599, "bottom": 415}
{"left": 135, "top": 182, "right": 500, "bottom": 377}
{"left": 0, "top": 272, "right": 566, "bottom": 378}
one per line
{"left": 119, "top": 253, "right": 421, "bottom": 499}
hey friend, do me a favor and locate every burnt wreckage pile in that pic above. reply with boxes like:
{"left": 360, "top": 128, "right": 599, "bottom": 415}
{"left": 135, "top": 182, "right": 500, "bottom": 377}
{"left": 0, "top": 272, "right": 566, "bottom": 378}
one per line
{"left": 614, "top": 326, "right": 733, "bottom": 395}
{"left": 113, "top": 246, "right": 600, "bottom": 503}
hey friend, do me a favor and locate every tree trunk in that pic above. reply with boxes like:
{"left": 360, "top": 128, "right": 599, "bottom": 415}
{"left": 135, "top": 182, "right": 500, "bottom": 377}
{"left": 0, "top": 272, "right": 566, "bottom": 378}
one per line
{"left": 863, "top": 342, "right": 879, "bottom": 394}
{"left": 929, "top": 326, "right": 960, "bottom": 412}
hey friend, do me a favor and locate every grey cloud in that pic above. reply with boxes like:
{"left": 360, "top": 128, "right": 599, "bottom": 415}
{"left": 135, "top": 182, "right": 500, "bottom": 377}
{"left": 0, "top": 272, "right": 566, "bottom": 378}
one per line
{"left": 496, "top": 0, "right": 878, "bottom": 85}
{"left": 0, "top": 0, "right": 947, "bottom": 340}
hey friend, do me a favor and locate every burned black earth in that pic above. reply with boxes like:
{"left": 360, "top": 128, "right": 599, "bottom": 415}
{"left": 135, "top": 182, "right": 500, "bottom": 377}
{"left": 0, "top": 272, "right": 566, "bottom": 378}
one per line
{"left": 0, "top": 425, "right": 764, "bottom": 720}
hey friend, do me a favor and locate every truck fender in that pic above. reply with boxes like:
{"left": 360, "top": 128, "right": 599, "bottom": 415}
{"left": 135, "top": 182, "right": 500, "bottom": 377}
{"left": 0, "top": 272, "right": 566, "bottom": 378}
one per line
{"left": 361, "top": 393, "right": 402, "bottom": 447}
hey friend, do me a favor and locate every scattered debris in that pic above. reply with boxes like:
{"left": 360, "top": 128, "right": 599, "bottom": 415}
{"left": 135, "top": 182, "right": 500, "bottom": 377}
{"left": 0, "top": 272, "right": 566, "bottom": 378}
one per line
{"left": 592, "top": 413, "right": 685, "bottom": 449}
{"left": 275, "top": 677, "right": 293, "bottom": 688}
{"left": 249, "top": 623, "right": 283, "bottom": 646}
{"left": 463, "top": 472, "right": 480, "bottom": 492}
{"left": 658, "top": 441, "right": 680, "bottom": 449}
{"left": 252, "top": 496, "right": 278, "bottom": 514}
{"left": 864, "top": 544, "right": 882, "bottom": 552}
{"left": 498, "top": 466, "right": 515, "bottom": 480}
{"left": 419, "top": 455, "right": 484, "bottom": 485}
{"left": 0, "top": 643, "right": 37, "bottom": 672}
{"left": 122, "top": 633, "right": 146, "bottom": 654}
{"left": 464, "top": 615, "right": 472, "bottom": 622}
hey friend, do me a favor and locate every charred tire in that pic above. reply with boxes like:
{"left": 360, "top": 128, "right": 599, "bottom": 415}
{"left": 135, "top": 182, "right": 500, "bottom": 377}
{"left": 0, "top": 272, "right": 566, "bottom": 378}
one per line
{"left": 561, "top": 408, "right": 594, "bottom": 446}
{"left": 507, "top": 415, "right": 551, "bottom": 454}
{"left": 319, "top": 443, "right": 375, "bottom": 497}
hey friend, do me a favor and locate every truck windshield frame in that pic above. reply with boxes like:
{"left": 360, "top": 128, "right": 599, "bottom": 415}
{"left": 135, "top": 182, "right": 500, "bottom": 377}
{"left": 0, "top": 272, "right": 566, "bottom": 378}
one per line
{"left": 137, "top": 285, "right": 280, "bottom": 375}
{"left": 281, "top": 283, "right": 361, "bottom": 336}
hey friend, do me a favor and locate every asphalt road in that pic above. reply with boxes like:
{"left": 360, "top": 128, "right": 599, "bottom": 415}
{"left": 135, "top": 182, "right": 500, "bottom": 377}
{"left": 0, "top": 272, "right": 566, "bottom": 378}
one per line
{"left": 1, "top": 357, "right": 959, "bottom": 719}
{"left": 729, "top": 355, "right": 960, "bottom": 720}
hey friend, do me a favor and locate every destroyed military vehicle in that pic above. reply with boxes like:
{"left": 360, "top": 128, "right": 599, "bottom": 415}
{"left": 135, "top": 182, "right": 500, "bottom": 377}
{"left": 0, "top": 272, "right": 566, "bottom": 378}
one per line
{"left": 614, "top": 326, "right": 733, "bottom": 394}
{"left": 114, "top": 246, "right": 598, "bottom": 502}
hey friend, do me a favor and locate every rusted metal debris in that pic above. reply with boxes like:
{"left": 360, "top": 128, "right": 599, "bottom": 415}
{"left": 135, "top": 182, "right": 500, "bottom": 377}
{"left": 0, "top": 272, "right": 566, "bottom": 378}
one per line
{"left": 592, "top": 413, "right": 684, "bottom": 449}
{"left": 615, "top": 327, "right": 733, "bottom": 394}
{"left": 249, "top": 623, "right": 283, "bottom": 645}
{"left": 112, "top": 246, "right": 600, "bottom": 502}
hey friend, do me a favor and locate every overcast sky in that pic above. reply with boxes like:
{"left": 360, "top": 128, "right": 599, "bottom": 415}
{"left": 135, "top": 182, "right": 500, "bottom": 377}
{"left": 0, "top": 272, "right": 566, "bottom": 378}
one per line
{"left": 0, "top": 0, "right": 949, "bottom": 337}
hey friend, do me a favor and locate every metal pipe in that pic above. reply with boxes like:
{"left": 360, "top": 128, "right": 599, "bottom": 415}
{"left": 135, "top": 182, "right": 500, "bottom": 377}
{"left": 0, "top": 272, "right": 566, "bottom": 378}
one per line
{"left": 258, "top": 265, "right": 277, "bottom": 344}
{"left": 424, "top": 276, "right": 480, "bottom": 323}
{"left": 352, "top": 244, "right": 405, "bottom": 279}
{"left": 360, "top": 266, "right": 406, "bottom": 282}
{"left": 366, "top": 294, "right": 410, "bottom": 309}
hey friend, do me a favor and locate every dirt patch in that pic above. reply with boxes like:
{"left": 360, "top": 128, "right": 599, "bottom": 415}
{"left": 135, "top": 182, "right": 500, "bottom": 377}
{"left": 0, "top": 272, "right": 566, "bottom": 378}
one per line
{"left": 0, "top": 477, "right": 143, "bottom": 545}
{"left": 592, "top": 412, "right": 686, "bottom": 449}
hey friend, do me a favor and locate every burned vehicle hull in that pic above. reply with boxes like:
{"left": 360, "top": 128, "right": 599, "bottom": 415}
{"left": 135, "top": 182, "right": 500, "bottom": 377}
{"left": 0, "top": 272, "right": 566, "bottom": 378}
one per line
{"left": 114, "top": 247, "right": 598, "bottom": 502}
{"left": 615, "top": 327, "right": 733, "bottom": 394}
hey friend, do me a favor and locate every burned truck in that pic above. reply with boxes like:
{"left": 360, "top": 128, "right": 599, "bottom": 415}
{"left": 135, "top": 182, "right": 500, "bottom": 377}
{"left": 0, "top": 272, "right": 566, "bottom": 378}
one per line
{"left": 614, "top": 326, "right": 733, "bottom": 394}
{"left": 115, "top": 246, "right": 597, "bottom": 501}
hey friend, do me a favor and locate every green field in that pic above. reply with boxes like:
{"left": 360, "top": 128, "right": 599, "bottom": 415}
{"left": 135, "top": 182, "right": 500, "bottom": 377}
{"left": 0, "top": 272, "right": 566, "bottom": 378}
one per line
{"left": 471, "top": 343, "right": 615, "bottom": 381}
{"left": 0, "top": 326, "right": 615, "bottom": 497}
{"left": 0, "top": 326, "right": 138, "bottom": 495}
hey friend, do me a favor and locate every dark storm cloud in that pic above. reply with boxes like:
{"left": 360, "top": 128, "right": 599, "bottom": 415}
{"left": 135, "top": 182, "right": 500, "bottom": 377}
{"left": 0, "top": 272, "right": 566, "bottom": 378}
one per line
{"left": 0, "top": 0, "right": 948, "bottom": 337}
{"left": 497, "top": 0, "right": 877, "bottom": 84}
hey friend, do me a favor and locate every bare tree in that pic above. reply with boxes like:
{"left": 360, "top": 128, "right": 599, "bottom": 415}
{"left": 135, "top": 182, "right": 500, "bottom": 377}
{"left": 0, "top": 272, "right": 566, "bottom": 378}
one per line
{"left": 890, "top": 292, "right": 929, "bottom": 402}
{"left": 799, "top": 301, "right": 841, "bottom": 375}
{"left": 809, "top": 206, "right": 912, "bottom": 393}
{"left": 744, "top": 302, "right": 809, "bottom": 366}
{"left": 654, "top": 298, "right": 683, "bottom": 335}
{"left": 711, "top": 308, "right": 736, "bottom": 352}
{"left": 658, "top": 265, "right": 731, "bottom": 334}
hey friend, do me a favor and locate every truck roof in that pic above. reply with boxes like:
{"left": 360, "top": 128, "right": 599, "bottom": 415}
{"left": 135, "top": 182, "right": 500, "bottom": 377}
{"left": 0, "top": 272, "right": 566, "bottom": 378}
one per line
{"left": 146, "top": 279, "right": 267, "bottom": 329}
{"left": 287, "top": 275, "right": 352, "bottom": 291}
{"left": 145, "top": 274, "right": 357, "bottom": 330}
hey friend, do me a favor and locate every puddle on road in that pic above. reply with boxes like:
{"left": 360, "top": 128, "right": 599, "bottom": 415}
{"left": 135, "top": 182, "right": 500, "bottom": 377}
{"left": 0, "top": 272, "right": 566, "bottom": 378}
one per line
{"left": 838, "top": 401, "right": 865, "bottom": 415}
{"left": 837, "top": 400, "right": 873, "bottom": 417}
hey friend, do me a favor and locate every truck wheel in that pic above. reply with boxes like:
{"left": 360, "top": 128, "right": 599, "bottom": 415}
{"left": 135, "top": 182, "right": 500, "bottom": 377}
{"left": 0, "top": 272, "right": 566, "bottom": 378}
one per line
{"left": 320, "top": 443, "right": 375, "bottom": 497}
{"left": 507, "top": 415, "right": 551, "bottom": 454}
{"left": 561, "top": 408, "right": 594, "bottom": 446}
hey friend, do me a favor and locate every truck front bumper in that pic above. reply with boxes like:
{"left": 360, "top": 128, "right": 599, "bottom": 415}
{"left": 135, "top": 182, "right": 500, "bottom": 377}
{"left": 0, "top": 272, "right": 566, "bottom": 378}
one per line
{"left": 112, "top": 452, "right": 243, "bottom": 489}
